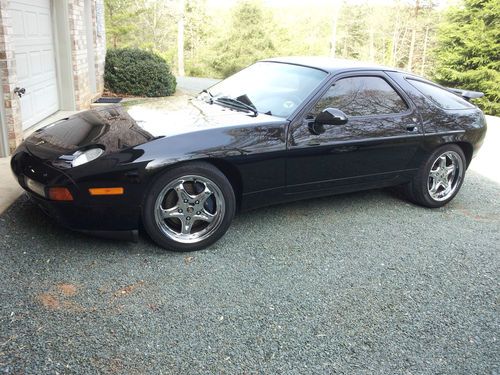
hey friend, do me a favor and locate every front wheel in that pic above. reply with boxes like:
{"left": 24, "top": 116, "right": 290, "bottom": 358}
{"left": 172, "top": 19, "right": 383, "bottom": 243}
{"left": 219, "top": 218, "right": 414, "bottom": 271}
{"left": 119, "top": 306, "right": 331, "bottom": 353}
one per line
{"left": 406, "top": 144, "right": 466, "bottom": 208}
{"left": 142, "top": 162, "right": 236, "bottom": 251}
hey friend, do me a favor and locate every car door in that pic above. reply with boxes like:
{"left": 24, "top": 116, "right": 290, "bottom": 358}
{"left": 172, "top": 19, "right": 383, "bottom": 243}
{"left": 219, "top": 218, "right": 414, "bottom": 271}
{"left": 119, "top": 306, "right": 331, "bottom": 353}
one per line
{"left": 286, "top": 71, "right": 424, "bottom": 195}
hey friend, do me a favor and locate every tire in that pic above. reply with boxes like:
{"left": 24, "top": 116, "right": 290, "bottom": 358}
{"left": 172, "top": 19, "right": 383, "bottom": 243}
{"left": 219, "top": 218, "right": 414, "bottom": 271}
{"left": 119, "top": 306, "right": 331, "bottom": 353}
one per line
{"left": 142, "top": 162, "right": 236, "bottom": 251}
{"left": 405, "top": 144, "right": 466, "bottom": 208}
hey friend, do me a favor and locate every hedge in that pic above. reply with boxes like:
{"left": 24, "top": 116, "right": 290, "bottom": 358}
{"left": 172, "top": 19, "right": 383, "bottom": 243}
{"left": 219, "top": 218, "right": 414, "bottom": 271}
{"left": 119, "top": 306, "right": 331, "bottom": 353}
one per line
{"left": 104, "top": 48, "right": 176, "bottom": 97}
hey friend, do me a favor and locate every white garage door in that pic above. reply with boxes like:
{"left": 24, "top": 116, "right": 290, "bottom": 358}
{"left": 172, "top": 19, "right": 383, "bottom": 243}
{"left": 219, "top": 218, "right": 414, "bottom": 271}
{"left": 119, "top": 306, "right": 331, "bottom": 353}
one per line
{"left": 9, "top": 0, "right": 59, "bottom": 130}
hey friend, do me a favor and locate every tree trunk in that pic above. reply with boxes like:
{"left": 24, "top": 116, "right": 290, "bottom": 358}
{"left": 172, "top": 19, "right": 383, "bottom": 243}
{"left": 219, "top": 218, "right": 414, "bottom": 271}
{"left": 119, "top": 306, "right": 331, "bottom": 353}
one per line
{"left": 343, "top": 29, "right": 348, "bottom": 57}
{"left": 420, "top": 25, "right": 429, "bottom": 75}
{"left": 330, "top": 2, "right": 342, "bottom": 57}
{"left": 177, "top": 0, "right": 185, "bottom": 77}
{"left": 407, "top": 0, "right": 420, "bottom": 71}
{"left": 369, "top": 27, "right": 375, "bottom": 62}
{"left": 408, "top": 27, "right": 416, "bottom": 71}
{"left": 391, "top": 14, "right": 400, "bottom": 66}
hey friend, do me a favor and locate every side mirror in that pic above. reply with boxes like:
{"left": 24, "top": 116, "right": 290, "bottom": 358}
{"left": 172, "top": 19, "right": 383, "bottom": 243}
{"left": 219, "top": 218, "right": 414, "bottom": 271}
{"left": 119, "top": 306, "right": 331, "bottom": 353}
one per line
{"left": 316, "top": 108, "right": 348, "bottom": 126}
{"left": 308, "top": 108, "right": 348, "bottom": 135}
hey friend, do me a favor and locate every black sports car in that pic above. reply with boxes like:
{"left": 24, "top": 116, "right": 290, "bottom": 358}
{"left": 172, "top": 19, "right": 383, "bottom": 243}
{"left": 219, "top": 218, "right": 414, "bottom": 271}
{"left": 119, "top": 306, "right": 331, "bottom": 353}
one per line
{"left": 11, "top": 57, "right": 487, "bottom": 251}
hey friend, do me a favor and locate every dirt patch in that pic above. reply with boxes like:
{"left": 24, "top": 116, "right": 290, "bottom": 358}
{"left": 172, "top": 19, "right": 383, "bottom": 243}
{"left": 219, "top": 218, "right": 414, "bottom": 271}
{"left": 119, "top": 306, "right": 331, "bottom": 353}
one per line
{"left": 456, "top": 207, "right": 497, "bottom": 222}
{"left": 114, "top": 281, "right": 144, "bottom": 297}
{"left": 37, "top": 283, "right": 85, "bottom": 311}
{"left": 57, "top": 283, "right": 77, "bottom": 296}
{"left": 37, "top": 293, "right": 60, "bottom": 310}
{"left": 184, "top": 256, "right": 195, "bottom": 265}
{"left": 90, "top": 356, "right": 125, "bottom": 375}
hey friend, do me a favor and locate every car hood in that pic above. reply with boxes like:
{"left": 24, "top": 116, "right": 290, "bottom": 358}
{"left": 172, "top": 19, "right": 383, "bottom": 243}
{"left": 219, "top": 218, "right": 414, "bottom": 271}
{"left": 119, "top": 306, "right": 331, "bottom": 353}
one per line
{"left": 24, "top": 95, "right": 285, "bottom": 160}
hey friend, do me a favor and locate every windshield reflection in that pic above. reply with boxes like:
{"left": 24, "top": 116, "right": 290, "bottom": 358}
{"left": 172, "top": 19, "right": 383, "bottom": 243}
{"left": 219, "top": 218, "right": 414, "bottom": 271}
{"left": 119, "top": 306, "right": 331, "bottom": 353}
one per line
{"left": 199, "top": 62, "right": 327, "bottom": 118}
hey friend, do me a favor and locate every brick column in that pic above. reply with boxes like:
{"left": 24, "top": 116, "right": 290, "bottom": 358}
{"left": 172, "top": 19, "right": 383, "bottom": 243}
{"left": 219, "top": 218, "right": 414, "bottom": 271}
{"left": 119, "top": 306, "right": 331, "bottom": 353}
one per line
{"left": 0, "top": 0, "right": 23, "bottom": 152}
{"left": 68, "top": 0, "right": 106, "bottom": 110}
{"left": 94, "top": 0, "right": 106, "bottom": 94}
{"left": 68, "top": 0, "right": 91, "bottom": 109}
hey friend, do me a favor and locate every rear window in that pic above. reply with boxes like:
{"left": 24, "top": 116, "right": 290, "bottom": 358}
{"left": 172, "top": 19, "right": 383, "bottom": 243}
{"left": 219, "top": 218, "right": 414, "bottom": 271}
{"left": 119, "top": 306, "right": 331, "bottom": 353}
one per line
{"left": 407, "top": 79, "right": 474, "bottom": 110}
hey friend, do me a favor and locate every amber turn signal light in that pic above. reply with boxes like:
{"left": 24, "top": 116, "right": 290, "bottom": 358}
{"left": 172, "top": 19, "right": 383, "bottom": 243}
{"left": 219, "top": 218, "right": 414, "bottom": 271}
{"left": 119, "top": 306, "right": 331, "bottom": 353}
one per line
{"left": 88, "top": 187, "right": 124, "bottom": 196}
{"left": 47, "top": 187, "right": 74, "bottom": 201}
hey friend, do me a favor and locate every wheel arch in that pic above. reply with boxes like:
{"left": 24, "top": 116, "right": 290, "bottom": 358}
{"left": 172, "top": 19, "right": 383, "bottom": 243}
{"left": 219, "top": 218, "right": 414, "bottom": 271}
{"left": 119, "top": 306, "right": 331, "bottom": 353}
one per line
{"left": 200, "top": 158, "right": 243, "bottom": 211}
{"left": 453, "top": 141, "right": 473, "bottom": 168}
{"left": 145, "top": 158, "right": 243, "bottom": 211}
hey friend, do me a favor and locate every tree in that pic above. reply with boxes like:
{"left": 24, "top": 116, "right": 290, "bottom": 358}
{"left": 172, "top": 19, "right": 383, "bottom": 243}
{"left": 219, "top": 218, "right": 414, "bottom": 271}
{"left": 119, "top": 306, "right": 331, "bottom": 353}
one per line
{"left": 105, "top": 0, "right": 139, "bottom": 48}
{"left": 432, "top": 0, "right": 500, "bottom": 115}
{"left": 337, "top": 5, "right": 369, "bottom": 60}
{"left": 210, "top": 1, "right": 278, "bottom": 78}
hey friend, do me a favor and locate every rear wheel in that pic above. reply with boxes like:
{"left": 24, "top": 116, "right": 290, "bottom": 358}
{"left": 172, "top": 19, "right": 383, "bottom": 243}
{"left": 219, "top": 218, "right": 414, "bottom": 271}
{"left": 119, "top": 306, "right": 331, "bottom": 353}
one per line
{"left": 406, "top": 144, "right": 466, "bottom": 208}
{"left": 143, "top": 162, "right": 235, "bottom": 251}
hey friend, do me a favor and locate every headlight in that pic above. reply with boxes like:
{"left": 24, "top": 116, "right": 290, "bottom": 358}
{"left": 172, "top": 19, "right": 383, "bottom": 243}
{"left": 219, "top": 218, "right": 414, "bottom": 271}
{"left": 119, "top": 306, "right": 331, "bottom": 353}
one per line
{"left": 71, "top": 147, "right": 104, "bottom": 167}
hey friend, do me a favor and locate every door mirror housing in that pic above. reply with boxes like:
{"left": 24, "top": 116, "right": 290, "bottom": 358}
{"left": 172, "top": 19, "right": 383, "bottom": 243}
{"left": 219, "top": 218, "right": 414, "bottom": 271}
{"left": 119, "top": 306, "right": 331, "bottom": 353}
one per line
{"left": 315, "top": 108, "right": 349, "bottom": 126}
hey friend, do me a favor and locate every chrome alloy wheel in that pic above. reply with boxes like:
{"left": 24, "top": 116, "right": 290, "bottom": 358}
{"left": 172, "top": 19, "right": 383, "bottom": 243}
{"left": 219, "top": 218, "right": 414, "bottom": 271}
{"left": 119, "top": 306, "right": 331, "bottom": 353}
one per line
{"left": 154, "top": 175, "right": 225, "bottom": 244}
{"left": 427, "top": 150, "right": 464, "bottom": 202}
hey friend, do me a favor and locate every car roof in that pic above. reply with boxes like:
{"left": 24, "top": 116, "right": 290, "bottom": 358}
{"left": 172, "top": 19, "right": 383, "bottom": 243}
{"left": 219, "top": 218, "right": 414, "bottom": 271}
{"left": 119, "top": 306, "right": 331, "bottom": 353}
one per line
{"left": 261, "top": 56, "right": 408, "bottom": 74}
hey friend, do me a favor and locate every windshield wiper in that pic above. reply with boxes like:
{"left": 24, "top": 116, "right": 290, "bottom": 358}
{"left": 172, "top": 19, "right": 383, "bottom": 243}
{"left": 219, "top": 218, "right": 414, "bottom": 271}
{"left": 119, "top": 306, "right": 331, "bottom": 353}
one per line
{"left": 198, "top": 89, "right": 214, "bottom": 104}
{"left": 201, "top": 89, "right": 213, "bottom": 97}
{"left": 214, "top": 96, "right": 258, "bottom": 117}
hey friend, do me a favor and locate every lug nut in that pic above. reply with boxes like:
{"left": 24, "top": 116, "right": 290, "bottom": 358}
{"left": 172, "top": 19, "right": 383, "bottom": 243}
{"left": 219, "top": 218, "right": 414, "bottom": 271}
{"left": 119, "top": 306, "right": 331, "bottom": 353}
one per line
{"left": 183, "top": 199, "right": 188, "bottom": 203}
{"left": 186, "top": 216, "right": 191, "bottom": 220}
{"left": 196, "top": 211, "right": 201, "bottom": 215}
{"left": 178, "top": 209, "right": 183, "bottom": 213}
{"left": 195, "top": 200, "right": 199, "bottom": 204}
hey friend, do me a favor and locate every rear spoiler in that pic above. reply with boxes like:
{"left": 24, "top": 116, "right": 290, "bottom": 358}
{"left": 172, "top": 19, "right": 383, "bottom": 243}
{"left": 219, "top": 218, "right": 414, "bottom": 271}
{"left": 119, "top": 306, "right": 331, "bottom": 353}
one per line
{"left": 446, "top": 87, "right": 484, "bottom": 101}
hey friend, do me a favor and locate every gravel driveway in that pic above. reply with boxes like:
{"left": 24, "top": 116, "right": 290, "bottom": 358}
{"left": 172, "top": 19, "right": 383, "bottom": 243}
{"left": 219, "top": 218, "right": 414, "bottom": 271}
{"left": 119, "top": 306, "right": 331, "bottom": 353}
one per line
{"left": 1, "top": 93, "right": 499, "bottom": 374}
{"left": 1, "top": 167, "right": 499, "bottom": 373}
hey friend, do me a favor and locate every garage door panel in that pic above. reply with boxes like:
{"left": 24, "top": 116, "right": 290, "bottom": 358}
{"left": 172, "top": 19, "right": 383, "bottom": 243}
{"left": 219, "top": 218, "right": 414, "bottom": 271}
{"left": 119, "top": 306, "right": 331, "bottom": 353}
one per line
{"left": 39, "top": 13, "right": 51, "bottom": 36}
{"left": 10, "top": 10, "right": 25, "bottom": 37}
{"left": 18, "top": 75, "right": 58, "bottom": 93}
{"left": 41, "top": 50, "right": 56, "bottom": 73}
{"left": 35, "top": 84, "right": 58, "bottom": 112}
{"left": 26, "top": 12, "right": 38, "bottom": 36}
{"left": 30, "top": 52, "right": 42, "bottom": 76}
{"left": 9, "top": 0, "right": 59, "bottom": 130}
{"left": 19, "top": 94, "right": 33, "bottom": 124}
{"left": 15, "top": 52, "right": 29, "bottom": 80}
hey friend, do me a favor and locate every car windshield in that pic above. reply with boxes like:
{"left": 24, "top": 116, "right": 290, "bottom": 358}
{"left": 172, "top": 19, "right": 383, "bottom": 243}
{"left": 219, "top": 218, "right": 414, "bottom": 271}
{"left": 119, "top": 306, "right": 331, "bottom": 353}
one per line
{"left": 200, "top": 62, "right": 328, "bottom": 118}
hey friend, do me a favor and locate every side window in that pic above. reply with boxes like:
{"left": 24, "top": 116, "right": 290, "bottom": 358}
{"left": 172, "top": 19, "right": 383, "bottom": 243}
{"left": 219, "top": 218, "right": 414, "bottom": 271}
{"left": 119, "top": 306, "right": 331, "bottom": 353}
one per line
{"left": 313, "top": 76, "right": 408, "bottom": 117}
{"left": 407, "top": 79, "right": 474, "bottom": 110}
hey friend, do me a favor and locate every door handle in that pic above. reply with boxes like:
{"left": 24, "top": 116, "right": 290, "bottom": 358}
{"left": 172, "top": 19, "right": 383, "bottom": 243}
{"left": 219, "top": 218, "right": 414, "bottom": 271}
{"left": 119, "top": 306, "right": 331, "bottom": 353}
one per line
{"left": 14, "top": 87, "right": 26, "bottom": 98}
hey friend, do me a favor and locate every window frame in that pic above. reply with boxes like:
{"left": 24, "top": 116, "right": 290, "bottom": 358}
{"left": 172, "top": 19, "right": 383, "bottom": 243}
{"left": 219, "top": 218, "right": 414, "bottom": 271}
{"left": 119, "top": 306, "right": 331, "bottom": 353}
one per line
{"left": 405, "top": 77, "right": 475, "bottom": 111}
{"left": 301, "top": 71, "right": 415, "bottom": 121}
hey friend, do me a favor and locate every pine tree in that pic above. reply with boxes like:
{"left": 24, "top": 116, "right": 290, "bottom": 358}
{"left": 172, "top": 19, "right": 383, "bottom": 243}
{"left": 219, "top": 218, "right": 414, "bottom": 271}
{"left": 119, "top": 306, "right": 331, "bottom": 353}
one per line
{"left": 432, "top": 0, "right": 500, "bottom": 115}
{"left": 211, "top": 1, "right": 277, "bottom": 78}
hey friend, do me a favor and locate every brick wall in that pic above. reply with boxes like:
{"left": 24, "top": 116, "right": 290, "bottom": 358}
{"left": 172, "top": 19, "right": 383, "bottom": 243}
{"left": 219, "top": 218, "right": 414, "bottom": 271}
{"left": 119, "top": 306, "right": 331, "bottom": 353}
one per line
{"left": 0, "top": 0, "right": 23, "bottom": 152}
{"left": 68, "top": 0, "right": 106, "bottom": 110}
{"left": 94, "top": 0, "right": 106, "bottom": 94}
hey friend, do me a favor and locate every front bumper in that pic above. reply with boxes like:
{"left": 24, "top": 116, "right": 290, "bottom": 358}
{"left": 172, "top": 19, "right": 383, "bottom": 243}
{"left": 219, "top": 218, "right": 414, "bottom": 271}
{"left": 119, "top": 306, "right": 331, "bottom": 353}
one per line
{"left": 29, "top": 191, "right": 139, "bottom": 241}
{"left": 27, "top": 192, "right": 140, "bottom": 240}
{"left": 11, "top": 149, "right": 143, "bottom": 239}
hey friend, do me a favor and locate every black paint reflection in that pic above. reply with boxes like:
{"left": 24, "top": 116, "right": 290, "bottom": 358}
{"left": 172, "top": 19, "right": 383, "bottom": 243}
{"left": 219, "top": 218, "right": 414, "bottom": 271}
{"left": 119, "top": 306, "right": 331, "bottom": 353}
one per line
{"left": 26, "top": 106, "right": 154, "bottom": 158}
{"left": 312, "top": 76, "right": 408, "bottom": 117}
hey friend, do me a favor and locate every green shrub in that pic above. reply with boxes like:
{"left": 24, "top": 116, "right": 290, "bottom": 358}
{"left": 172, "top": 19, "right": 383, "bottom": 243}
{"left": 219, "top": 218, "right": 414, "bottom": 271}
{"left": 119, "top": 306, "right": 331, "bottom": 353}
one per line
{"left": 104, "top": 48, "right": 176, "bottom": 97}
